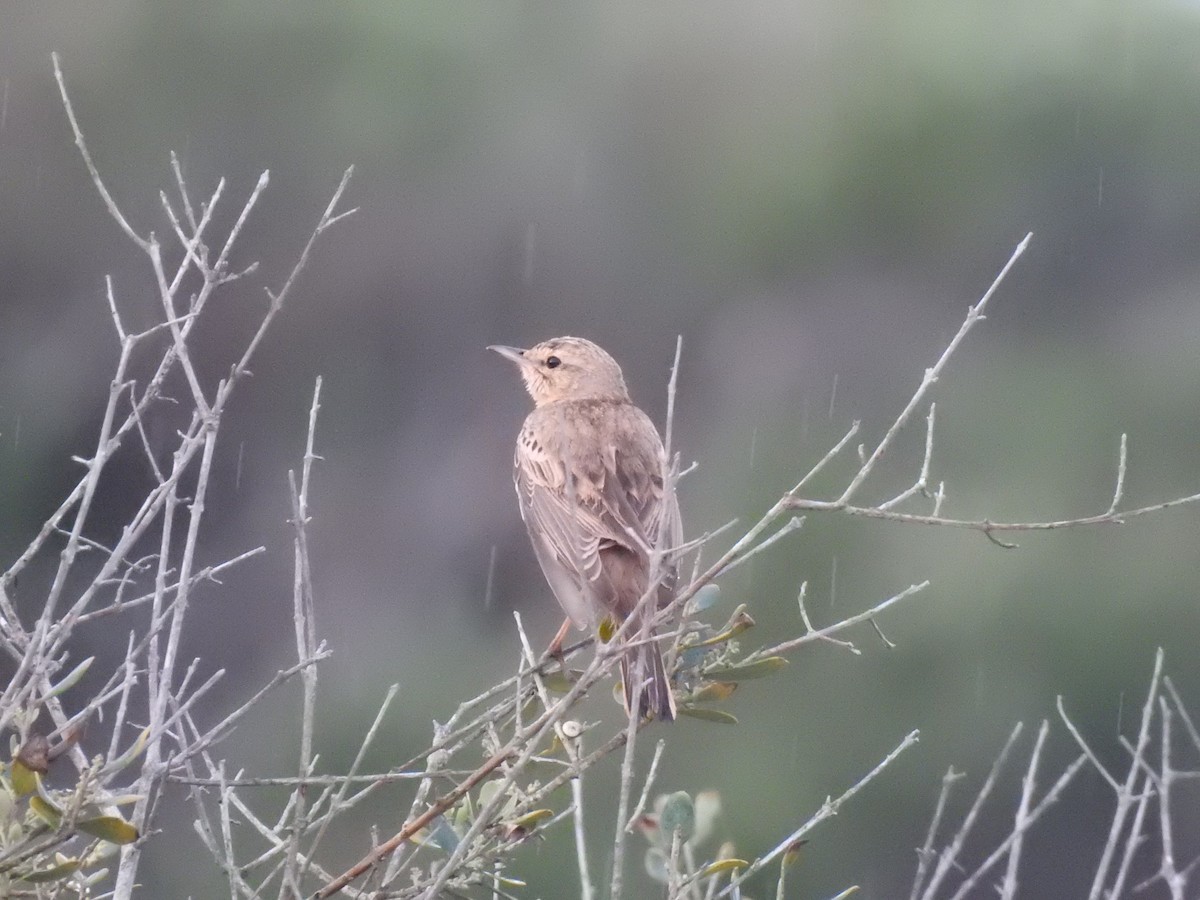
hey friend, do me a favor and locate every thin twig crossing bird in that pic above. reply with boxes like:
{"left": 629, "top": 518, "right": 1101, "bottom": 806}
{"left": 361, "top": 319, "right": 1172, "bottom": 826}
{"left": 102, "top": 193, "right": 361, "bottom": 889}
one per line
{"left": 490, "top": 337, "right": 681, "bottom": 721}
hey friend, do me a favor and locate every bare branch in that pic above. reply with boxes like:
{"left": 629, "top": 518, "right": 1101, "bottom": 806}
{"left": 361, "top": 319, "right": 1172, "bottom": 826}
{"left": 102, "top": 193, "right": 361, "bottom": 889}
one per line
{"left": 717, "top": 730, "right": 920, "bottom": 897}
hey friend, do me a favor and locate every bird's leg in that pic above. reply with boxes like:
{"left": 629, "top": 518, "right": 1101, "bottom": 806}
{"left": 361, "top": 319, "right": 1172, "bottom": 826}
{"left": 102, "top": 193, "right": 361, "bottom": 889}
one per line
{"left": 542, "top": 616, "right": 573, "bottom": 662}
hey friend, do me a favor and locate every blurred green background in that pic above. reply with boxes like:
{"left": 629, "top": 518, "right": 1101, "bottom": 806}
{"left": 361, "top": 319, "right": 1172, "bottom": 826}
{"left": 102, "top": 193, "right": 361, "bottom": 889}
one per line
{"left": 2, "top": 1, "right": 1199, "bottom": 896}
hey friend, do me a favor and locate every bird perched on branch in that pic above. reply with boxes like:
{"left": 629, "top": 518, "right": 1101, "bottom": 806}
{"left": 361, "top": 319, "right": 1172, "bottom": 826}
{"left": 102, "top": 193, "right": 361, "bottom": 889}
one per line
{"left": 490, "top": 336, "right": 681, "bottom": 721}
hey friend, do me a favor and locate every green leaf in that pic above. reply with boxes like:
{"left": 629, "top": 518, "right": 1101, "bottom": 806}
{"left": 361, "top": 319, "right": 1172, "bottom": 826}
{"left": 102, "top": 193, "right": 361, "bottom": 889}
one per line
{"left": 689, "top": 585, "right": 722, "bottom": 612}
{"left": 17, "top": 858, "right": 82, "bottom": 883}
{"left": 677, "top": 708, "right": 739, "bottom": 725}
{"left": 47, "top": 657, "right": 94, "bottom": 698}
{"left": 542, "top": 669, "right": 580, "bottom": 693}
{"left": 78, "top": 815, "right": 139, "bottom": 845}
{"left": 29, "top": 795, "right": 62, "bottom": 827}
{"left": 452, "top": 794, "right": 472, "bottom": 829}
{"left": 9, "top": 759, "right": 38, "bottom": 797}
{"left": 107, "top": 728, "right": 151, "bottom": 775}
{"left": 81, "top": 866, "right": 111, "bottom": 887}
{"left": 520, "top": 696, "right": 540, "bottom": 719}
{"left": 84, "top": 840, "right": 121, "bottom": 864}
{"left": 688, "top": 606, "right": 757, "bottom": 648}
{"left": 427, "top": 816, "right": 460, "bottom": 853}
{"left": 410, "top": 815, "right": 460, "bottom": 853}
{"left": 705, "top": 656, "right": 788, "bottom": 681}
{"left": 660, "top": 792, "right": 695, "bottom": 842}
{"left": 699, "top": 857, "right": 748, "bottom": 877}
{"left": 678, "top": 646, "right": 708, "bottom": 668}
{"left": 98, "top": 793, "right": 142, "bottom": 808}
{"left": 507, "top": 808, "right": 553, "bottom": 829}
{"left": 498, "top": 808, "right": 554, "bottom": 841}
{"left": 690, "top": 682, "right": 738, "bottom": 703}
{"left": 478, "top": 780, "right": 502, "bottom": 810}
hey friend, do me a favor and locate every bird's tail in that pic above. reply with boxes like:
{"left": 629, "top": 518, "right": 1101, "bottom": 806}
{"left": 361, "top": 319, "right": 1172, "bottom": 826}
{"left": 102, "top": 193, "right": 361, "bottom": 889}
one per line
{"left": 620, "top": 639, "right": 676, "bottom": 722}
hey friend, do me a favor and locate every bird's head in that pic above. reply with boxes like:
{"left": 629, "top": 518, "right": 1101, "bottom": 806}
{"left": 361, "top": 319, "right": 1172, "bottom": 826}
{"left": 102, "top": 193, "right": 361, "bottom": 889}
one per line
{"left": 489, "top": 336, "right": 630, "bottom": 406}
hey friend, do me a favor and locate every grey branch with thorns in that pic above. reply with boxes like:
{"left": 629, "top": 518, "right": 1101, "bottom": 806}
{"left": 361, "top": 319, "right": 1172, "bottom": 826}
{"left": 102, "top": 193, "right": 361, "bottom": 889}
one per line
{"left": 0, "top": 54, "right": 354, "bottom": 896}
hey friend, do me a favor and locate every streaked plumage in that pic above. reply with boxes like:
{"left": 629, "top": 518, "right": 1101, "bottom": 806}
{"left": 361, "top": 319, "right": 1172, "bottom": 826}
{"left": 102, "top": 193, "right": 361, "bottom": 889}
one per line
{"left": 490, "top": 337, "right": 681, "bottom": 721}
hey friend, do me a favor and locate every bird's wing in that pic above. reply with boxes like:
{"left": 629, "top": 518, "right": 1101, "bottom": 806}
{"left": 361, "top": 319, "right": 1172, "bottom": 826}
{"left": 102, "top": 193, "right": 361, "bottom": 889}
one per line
{"left": 515, "top": 431, "right": 617, "bottom": 627}
{"left": 605, "top": 417, "right": 682, "bottom": 600}
{"left": 515, "top": 405, "right": 680, "bottom": 627}
{"left": 606, "top": 405, "right": 682, "bottom": 556}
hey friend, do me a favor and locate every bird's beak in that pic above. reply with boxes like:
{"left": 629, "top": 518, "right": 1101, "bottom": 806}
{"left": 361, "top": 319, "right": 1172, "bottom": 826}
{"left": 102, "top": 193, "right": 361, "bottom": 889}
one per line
{"left": 488, "top": 345, "right": 531, "bottom": 367}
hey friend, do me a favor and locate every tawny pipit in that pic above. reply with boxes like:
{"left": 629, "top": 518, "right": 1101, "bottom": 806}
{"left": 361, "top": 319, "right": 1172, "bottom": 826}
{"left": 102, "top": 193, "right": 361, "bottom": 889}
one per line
{"left": 490, "top": 337, "right": 681, "bottom": 721}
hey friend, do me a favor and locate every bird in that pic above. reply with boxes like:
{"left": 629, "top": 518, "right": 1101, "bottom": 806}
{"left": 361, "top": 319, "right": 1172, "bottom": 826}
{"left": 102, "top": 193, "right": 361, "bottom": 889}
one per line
{"left": 490, "top": 336, "right": 682, "bottom": 721}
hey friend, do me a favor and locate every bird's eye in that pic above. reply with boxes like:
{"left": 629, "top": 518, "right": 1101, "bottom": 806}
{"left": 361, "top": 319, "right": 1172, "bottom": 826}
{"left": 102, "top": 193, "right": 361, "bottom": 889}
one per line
{"left": 545, "top": 356, "right": 561, "bottom": 369}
